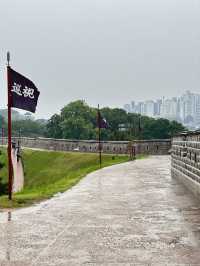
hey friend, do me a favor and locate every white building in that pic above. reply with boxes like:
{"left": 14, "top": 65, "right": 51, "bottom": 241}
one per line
{"left": 123, "top": 90, "right": 200, "bottom": 128}
{"left": 194, "top": 94, "right": 200, "bottom": 127}
{"left": 123, "top": 104, "right": 131, "bottom": 113}
{"left": 145, "top": 100, "right": 155, "bottom": 117}
{"left": 160, "top": 98, "right": 179, "bottom": 121}
{"left": 179, "top": 91, "right": 196, "bottom": 124}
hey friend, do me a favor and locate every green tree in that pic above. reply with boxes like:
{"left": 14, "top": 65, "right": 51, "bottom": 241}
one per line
{"left": 46, "top": 114, "right": 62, "bottom": 138}
{"left": 100, "top": 108, "right": 128, "bottom": 140}
{"left": 60, "top": 100, "right": 96, "bottom": 139}
{"left": 61, "top": 100, "right": 95, "bottom": 124}
{"left": 61, "top": 117, "right": 94, "bottom": 139}
{"left": 12, "top": 119, "right": 46, "bottom": 137}
{"left": 169, "top": 120, "right": 186, "bottom": 137}
{"left": 45, "top": 100, "right": 186, "bottom": 141}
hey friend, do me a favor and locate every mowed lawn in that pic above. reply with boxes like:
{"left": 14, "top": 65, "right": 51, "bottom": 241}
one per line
{"left": 0, "top": 149, "right": 129, "bottom": 208}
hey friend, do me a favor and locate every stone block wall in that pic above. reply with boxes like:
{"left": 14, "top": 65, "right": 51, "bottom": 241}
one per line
{"left": 0, "top": 137, "right": 171, "bottom": 155}
{"left": 171, "top": 131, "right": 200, "bottom": 198}
{"left": 132, "top": 140, "right": 171, "bottom": 155}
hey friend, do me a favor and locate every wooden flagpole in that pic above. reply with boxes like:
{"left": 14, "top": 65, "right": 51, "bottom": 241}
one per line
{"left": 97, "top": 104, "right": 102, "bottom": 168}
{"left": 7, "top": 52, "right": 13, "bottom": 200}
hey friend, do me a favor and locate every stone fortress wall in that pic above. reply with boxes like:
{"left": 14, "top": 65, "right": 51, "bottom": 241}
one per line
{"left": 1, "top": 137, "right": 171, "bottom": 155}
{"left": 171, "top": 131, "right": 200, "bottom": 198}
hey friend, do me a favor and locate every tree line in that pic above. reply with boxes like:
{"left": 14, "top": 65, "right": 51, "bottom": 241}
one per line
{"left": 45, "top": 100, "right": 185, "bottom": 140}
{"left": 0, "top": 100, "right": 185, "bottom": 140}
{"left": 0, "top": 115, "right": 46, "bottom": 137}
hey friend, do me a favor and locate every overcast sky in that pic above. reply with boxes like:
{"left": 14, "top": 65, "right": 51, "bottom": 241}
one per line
{"left": 0, "top": 0, "right": 200, "bottom": 118}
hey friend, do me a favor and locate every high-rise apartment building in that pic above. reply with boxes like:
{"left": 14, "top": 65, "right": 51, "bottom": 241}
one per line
{"left": 123, "top": 104, "right": 131, "bottom": 113}
{"left": 195, "top": 95, "right": 200, "bottom": 125}
{"left": 145, "top": 101, "right": 155, "bottom": 117}
{"left": 123, "top": 90, "right": 200, "bottom": 129}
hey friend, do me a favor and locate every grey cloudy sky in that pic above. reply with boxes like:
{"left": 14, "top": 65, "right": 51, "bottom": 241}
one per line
{"left": 0, "top": 0, "right": 200, "bottom": 118}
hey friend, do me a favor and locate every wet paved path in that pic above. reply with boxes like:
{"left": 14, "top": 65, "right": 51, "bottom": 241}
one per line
{"left": 0, "top": 156, "right": 200, "bottom": 265}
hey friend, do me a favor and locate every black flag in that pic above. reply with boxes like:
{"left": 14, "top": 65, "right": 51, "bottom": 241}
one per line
{"left": 9, "top": 67, "right": 40, "bottom": 113}
{"left": 97, "top": 110, "right": 109, "bottom": 129}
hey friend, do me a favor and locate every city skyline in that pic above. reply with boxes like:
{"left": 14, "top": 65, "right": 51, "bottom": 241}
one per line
{"left": 1, "top": 88, "right": 200, "bottom": 121}
{"left": 124, "top": 90, "right": 200, "bottom": 129}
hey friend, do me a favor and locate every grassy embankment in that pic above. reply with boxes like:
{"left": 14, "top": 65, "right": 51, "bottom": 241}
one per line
{"left": 0, "top": 148, "right": 138, "bottom": 208}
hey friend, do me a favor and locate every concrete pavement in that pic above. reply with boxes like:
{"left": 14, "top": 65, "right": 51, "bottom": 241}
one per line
{"left": 0, "top": 156, "right": 200, "bottom": 265}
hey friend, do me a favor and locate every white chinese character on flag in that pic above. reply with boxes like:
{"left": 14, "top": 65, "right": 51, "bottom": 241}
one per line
{"left": 11, "top": 83, "right": 22, "bottom": 96}
{"left": 22, "top": 86, "right": 35, "bottom": 99}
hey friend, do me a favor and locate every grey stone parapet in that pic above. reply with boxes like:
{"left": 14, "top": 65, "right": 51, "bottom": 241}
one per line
{"left": 171, "top": 131, "right": 200, "bottom": 198}
{"left": 0, "top": 137, "right": 171, "bottom": 155}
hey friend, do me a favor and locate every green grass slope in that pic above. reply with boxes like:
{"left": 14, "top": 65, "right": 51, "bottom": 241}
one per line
{"left": 0, "top": 149, "right": 129, "bottom": 208}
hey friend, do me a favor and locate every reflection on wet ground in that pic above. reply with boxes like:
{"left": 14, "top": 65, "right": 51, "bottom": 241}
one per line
{"left": 7, "top": 212, "right": 11, "bottom": 222}
{"left": 0, "top": 156, "right": 200, "bottom": 265}
{"left": 6, "top": 212, "right": 12, "bottom": 262}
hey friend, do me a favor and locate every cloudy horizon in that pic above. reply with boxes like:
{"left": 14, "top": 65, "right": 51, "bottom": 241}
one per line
{"left": 0, "top": 0, "right": 199, "bottom": 119}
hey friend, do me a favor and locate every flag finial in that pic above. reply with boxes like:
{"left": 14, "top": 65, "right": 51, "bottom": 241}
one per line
{"left": 7, "top": 52, "right": 10, "bottom": 66}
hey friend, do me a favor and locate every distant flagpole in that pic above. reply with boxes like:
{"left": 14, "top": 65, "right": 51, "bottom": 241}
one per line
{"left": 97, "top": 104, "right": 102, "bottom": 168}
{"left": 7, "top": 52, "right": 13, "bottom": 200}
{"left": 138, "top": 115, "right": 142, "bottom": 140}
